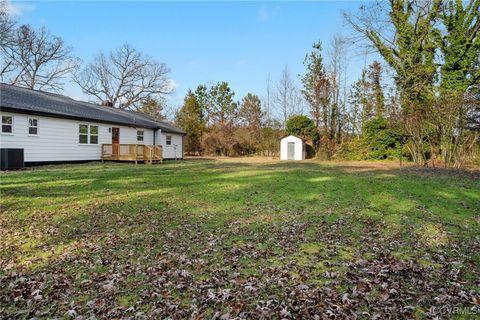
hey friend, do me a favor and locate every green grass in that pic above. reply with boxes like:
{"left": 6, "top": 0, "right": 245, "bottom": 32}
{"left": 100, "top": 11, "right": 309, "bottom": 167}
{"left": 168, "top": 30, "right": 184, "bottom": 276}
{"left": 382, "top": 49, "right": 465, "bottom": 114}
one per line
{"left": 0, "top": 160, "right": 479, "bottom": 319}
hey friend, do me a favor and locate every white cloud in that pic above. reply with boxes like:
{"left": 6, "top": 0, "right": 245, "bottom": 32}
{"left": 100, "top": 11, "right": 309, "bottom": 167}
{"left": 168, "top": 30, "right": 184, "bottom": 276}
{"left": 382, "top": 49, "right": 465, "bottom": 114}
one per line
{"left": 236, "top": 59, "right": 248, "bottom": 67}
{"left": 257, "top": 5, "right": 277, "bottom": 22}
{"left": 189, "top": 58, "right": 201, "bottom": 66}
{"left": 4, "top": 0, "right": 35, "bottom": 16}
{"left": 166, "top": 79, "right": 178, "bottom": 92}
{"left": 257, "top": 5, "right": 270, "bottom": 22}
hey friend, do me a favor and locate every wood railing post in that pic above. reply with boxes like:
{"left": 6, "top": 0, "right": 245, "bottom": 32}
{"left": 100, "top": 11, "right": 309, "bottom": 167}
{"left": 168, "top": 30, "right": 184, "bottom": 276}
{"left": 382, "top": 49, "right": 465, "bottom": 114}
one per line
{"left": 134, "top": 144, "right": 138, "bottom": 164}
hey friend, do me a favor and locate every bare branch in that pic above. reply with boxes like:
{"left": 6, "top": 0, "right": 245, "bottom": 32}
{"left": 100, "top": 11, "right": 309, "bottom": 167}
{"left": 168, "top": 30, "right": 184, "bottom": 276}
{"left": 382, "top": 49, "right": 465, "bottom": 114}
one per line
{"left": 0, "top": 24, "right": 79, "bottom": 92}
{"left": 73, "top": 43, "right": 172, "bottom": 110}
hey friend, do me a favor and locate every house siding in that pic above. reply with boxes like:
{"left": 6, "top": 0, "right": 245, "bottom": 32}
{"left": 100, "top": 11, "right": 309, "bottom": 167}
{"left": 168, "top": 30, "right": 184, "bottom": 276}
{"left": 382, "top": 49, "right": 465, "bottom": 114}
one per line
{"left": 158, "top": 132, "right": 183, "bottom": 159}
{"left": 0, "top": 112, "right": 154, "bottom": 162}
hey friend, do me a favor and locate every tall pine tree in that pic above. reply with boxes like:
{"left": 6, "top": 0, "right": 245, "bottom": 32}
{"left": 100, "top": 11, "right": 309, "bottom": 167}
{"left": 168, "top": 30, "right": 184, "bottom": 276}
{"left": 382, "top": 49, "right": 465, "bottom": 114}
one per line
{"left": 176, "top": 91, "right": 205, "bottom": 155}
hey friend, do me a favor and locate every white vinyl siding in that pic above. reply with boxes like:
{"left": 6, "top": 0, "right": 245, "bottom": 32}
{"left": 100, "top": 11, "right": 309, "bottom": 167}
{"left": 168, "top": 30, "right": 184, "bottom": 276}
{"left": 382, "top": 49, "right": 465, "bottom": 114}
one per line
{"left": 158, "top": 132, "right": 183, "bottom": 159}
{"left": 0, "top": 112, "right": 154, "bottom": 162}
{"left": 119, "top": 127, "right": 153, "bottom": 145}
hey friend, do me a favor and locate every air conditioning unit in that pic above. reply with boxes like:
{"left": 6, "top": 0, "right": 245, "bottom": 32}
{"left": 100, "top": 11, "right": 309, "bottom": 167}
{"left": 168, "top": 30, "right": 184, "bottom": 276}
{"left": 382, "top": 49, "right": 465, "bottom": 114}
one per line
{"left": 1, "top": 148, "right": 24, "bottom": 170}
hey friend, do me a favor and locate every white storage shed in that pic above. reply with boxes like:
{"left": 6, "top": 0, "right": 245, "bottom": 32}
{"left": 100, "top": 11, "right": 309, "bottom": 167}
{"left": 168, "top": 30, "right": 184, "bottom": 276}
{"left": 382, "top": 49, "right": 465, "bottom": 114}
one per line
{"left": 280, "top": 135, "right": 305, "bottom": 161}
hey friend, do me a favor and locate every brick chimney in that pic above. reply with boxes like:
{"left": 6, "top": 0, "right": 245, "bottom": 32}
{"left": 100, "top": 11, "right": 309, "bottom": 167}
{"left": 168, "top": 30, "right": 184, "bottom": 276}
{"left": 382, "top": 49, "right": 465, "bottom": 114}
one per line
{"left": 101, "top": 100, "right": 113, "bottom": 107}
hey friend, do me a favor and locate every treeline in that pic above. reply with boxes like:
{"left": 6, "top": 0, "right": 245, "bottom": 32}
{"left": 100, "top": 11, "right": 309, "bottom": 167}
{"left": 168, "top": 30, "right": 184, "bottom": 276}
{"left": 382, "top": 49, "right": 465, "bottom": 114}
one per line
{"left": 176, "top": 0, "right": 479, "bottom": 168}
{"left": 176, "top": 83, "right": 283, "bottom": 156}
{"left": 344, "top": 0, "right": 480, "bottom": 168}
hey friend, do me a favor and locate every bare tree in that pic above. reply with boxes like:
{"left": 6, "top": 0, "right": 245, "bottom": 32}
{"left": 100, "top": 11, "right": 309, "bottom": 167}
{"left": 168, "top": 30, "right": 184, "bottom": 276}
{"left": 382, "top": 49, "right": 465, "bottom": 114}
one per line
{"left": 274, "top": 65, "right": 299, "bottom": 127}
{"left": 263, "top": 74, "right": 272, "bottom": 122}
{"left": 290, "top": 88, "right": 306, "bottom": 116}
{"left": 0, "top": 1, "right": 15, "bottom": 47}
{"left": 73, "top": 43, "right": 172, "bottom": 110}
{"left": 0, "top": 24, "right": 79, "bottom": 92}
{"left": 328, "top": 34, "right": 348, "bottom": 142}
{"left": 0, "top": 1, "right": 15, "bottom": 77}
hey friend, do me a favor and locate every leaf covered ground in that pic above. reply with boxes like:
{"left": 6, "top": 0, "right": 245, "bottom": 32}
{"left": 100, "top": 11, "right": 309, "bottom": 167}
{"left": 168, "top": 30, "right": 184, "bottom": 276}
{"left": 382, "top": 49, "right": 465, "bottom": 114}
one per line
{"left": 0, "top": 159, "right": 479, "bottom": 319}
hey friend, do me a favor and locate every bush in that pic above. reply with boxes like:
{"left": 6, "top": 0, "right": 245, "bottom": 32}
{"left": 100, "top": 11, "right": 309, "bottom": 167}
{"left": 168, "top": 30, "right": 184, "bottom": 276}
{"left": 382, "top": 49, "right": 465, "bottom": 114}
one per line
{"left": 286, "top": 115, "right": 320, "bottom": 154}
{"left": 286, "top": 115, "right": 316, "bottom": 137}
{"left": 362, "top": 117, "right": 403, "bottom": 160}
{"left": 334, "top": 117, "right": 404, "bottom": 160}
{"left": 333, "top": 139, "right": 368, "bottom": 160}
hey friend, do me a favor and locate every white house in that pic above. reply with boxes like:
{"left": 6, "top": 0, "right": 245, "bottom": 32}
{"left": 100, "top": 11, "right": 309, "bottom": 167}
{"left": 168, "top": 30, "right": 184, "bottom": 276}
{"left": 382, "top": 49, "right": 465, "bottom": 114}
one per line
{"left": 280, "top": 135, "right": 306, "bottom": 161}
{"left": 0, "top": 83, "right": 185, "bottom": 168}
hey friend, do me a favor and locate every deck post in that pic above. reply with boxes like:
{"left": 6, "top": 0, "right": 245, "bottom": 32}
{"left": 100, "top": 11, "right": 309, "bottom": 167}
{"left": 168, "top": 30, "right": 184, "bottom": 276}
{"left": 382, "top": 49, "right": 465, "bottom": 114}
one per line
{"left": 134, "top": 144, "right": 138, "bottom": 165}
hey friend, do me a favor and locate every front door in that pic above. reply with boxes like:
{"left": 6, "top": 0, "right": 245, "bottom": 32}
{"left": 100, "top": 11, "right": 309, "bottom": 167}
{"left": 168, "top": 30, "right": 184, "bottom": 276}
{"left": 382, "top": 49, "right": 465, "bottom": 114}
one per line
{"left": 287, "top": 142, "right": 295, "bottom": 160}
{"left": 112, "top": 127, "right": 120, "bottom": 155}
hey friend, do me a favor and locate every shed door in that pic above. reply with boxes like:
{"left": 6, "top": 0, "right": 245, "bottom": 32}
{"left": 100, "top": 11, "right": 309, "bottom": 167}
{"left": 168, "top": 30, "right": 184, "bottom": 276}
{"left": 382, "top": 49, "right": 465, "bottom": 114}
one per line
{"left": 287, "top": 142, "right": 295, "bottom": 160}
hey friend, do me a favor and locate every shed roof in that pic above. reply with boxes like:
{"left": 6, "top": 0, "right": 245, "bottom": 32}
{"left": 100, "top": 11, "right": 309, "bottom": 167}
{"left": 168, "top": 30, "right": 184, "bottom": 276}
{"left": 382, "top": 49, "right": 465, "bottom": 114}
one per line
{"left": 281, "top": 134, "right": 307, "bottom": 141}
{"left": 0, "top": 83, "right": 185, "bottom": 134}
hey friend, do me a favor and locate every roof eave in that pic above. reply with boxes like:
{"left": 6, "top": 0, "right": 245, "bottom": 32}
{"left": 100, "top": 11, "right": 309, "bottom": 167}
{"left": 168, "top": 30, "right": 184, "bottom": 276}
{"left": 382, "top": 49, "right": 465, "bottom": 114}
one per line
{"left": 0, "top": 106, "right": 157, "bottom": 129}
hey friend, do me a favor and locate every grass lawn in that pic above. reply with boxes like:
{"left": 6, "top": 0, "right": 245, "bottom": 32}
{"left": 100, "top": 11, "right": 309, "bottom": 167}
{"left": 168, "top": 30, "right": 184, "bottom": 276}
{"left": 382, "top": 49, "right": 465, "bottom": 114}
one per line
{"left": 1, "top": 159, "right": 479, "bottom": 319}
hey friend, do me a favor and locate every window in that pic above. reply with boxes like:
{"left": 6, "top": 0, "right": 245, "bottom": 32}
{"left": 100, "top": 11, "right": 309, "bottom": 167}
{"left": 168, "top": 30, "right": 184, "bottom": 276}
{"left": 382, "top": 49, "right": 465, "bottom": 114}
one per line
{"left": 90, "top": 125, "right": 98, "bottom": 144}
{"left": 2, "top": 115, "right": 12, "bottom": 133}
{"left": 166, "top": 135, "right": 172, "bottom": 145}
{"left": 28, "top": 118, "right": 38, "bottom": 135}
{"left": 79, "top": 124, "right": 88, "bottom": 144}
{"left": 137, "top": 130, "right": 144, "bottom": 142}
{"left": 80, "top": 124, "right": 99, "bottom": 144}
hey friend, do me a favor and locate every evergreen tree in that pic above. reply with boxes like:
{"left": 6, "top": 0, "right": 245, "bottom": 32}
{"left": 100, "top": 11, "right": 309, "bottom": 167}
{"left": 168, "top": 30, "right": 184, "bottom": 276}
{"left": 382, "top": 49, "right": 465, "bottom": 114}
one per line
{"left": 286, "top": 115, "right": 316, "bottom": 138}
{"left": 137, "top": 98, "right": 166, "bottom": 120}
{"left": 209, "top": 81, "right": 238, "bottom": 126}
{"left": 193, "top": 84, "right": 211, "bottom": 125}
{"left": 301, "top": 41, "right": 330, "bottom": 130}
{"left": 176, "top": 91, "right": 205, "bottom": 155}
{"left": 238, "top": 93, "right": 264, "bottom": 130}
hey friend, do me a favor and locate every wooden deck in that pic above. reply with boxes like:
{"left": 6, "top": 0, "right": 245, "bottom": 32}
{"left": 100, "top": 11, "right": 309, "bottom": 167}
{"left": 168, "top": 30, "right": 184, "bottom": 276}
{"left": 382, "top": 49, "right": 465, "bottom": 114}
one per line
{"left": 101, "top": 144, "right": 163, "bottom": 164}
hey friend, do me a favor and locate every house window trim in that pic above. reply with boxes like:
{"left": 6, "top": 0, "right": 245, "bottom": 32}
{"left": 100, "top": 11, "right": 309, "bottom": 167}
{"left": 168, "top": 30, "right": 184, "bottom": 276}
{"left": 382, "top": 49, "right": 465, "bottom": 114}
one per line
{"left": 166, "top": 135, "right": 172, "bottom": 146}
{"left": 1, "top": 114, "right": 14, "bottom": 135}
{"left": 28, "top": 117, "right": 39, "bottom": 136}
{"left": 137, "top": 130, "right": 144, "bottom": 142}
{"left": 79, "top": 123, "right": 99, "bottom": 146}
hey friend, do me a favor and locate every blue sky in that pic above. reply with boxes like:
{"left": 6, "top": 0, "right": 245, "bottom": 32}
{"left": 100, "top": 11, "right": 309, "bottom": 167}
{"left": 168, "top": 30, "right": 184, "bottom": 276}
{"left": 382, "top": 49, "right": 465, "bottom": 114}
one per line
{"left": 12, "top": 1, "right": 371, "bottom": 114}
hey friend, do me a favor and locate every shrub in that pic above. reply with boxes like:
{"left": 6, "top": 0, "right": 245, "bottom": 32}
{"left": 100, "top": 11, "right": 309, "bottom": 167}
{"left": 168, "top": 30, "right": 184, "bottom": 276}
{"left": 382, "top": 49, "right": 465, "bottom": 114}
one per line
{"left": 333, "top": 139, "right": 368, "bottom": 160}
{"left": 335, "top": 117, "right": 404, "bottom": 160}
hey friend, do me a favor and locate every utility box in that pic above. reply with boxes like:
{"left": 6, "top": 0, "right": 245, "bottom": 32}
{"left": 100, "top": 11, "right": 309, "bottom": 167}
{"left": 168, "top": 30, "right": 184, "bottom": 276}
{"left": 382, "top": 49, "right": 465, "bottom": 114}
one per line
{"left": 0, "top": 148, "right": 24, "bottom": 170}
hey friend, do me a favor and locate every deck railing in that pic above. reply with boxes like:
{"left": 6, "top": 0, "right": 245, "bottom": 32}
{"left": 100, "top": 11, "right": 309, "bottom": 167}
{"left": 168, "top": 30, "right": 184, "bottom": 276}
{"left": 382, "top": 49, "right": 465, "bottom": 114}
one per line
{"left": 101, "top": 144, "right": 163, "bottom": 164}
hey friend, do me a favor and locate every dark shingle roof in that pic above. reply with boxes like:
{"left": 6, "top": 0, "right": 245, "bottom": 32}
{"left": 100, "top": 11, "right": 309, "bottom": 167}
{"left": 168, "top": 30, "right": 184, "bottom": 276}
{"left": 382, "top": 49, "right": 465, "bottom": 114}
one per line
{"left": 0, "top": 83, "right": 185, "bottom": 134}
